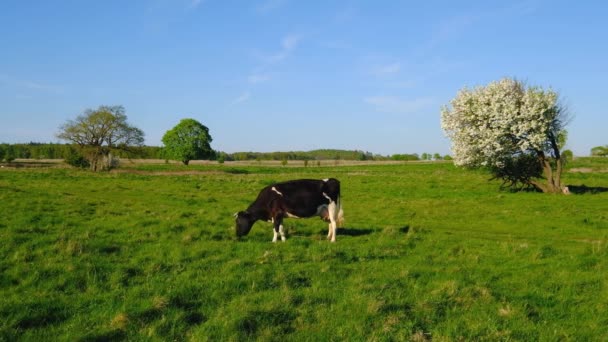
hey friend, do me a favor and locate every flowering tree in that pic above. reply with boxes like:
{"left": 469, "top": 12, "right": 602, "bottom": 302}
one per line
{"left": 441, "top": 78, "right": 569, "bottom": 193}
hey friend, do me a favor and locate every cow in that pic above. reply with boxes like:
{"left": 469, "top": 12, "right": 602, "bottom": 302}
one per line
{"left": 235, "top": 178, "right": 342, "bottom": 242}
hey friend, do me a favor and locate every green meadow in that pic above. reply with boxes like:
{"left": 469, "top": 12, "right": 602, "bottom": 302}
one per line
{"left": 1, "top": 160, "right": 607, "bottom": 341}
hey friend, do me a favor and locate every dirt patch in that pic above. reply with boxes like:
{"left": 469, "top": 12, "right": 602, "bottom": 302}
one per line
{"left": 569, "top": 168, "right": 608, "bottom": 173}
{"left": 569, "top": 168, "right": 594, "bottom": 173}
{"left": 109, "top": 169, "right": 225, "bottom": 176}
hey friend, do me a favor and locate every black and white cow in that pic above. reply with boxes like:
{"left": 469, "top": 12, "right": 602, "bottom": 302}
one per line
{"left": 235, "top": 178, "right": 342, "bottom": 242}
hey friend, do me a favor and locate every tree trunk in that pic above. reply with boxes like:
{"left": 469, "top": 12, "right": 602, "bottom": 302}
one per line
{"left": 530, "top": 152, "right": 563, "bottom": 193}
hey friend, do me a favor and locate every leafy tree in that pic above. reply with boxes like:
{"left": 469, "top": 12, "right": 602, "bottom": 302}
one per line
{"left": 161, "top": 118, "right": 213, "bottom": 165}
{"left": 441, "top": 78, "right": 569, "bottom": 193}
{"left": 3, "top": 145, "right": 16, "bottom": 163}
{"left": 591, "top": 145, "right": 608, "bottom": 157}
{"left": 391, "top": 153, "right": 419, "bottom": 161}
{"left": 57, "top": 105, "right": 144, "bottom": 171}
{"left": 561, "top": 150, "right": 574, "bottom": 164}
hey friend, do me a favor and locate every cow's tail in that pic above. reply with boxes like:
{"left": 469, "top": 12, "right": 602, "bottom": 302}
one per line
{"left": 336, "top": 194, "right": 344, "bottom": 227}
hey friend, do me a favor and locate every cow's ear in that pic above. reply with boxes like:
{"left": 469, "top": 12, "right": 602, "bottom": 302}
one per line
{"left": 235, "top": 211, "right": 248, "bottom": 218}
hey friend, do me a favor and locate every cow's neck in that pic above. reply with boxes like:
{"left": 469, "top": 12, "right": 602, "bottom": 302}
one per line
{"left": 246, "top": 207, "right": 269, "bottom": 222}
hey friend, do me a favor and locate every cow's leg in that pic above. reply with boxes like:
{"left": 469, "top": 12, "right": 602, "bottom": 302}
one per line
{"left": 272, "top": 229, "right": 279, "bottom": 242}
{"left": 272, "top": 216, "right": 284, "bottom": 243}
{"left": 271, "top": 218, "right": 279, "bottom": 242}
{"left": 279, "top": 224, "right": 286, "bottom": 241}
{"left": 327, "top": 201, "right": 338, "bottom": 242}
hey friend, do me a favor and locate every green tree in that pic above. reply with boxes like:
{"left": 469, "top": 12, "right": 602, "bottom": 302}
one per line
{"left": 591, "top": 145, "right": 608, "bottom": 157}
{"left": 561, "top": 150, "right": 574, "bottom": 164}
{"left": 4, "top": 144, "right": 16, "bottom": 162}
{"left": 57, "top": 105, "right": 144, "bottom": 171}
{"left": 162, "top": 118, "right": 213, "bottom": 165}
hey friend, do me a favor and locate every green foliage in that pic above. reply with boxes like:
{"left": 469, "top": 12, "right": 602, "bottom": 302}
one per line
{"left": 64, "top": 146, "right": 90, "bottom": 169}
{"left": 390, "top": 153, "right": 420, "bottom": 161}
{"left": 162, "top": 118, "right": 213, "bottom": 165}
{"left": 0, "top": 143, "right": 163, "bottom": 161}
{"left": 56, "top": 105, "right": 144, "bottom": 171}
{"left": 591, "top": 145, "right": 608, "bottom": 157}
{"left": 4, "top": 145, "right": 16, "bottom": 162}
{"left": 562, "top": 150, "right": 574, "bottom": 164}
{"left": 0, "top": 143, "right": 433, "bottom": 164}
{"left": 1, "top": 162, "right": 607, "bottom": 340}
{"left": 0, "top": 144, "right": 6, "bottom": 161}
{"left": 230, "top": 149, "right": 387, "bottom": 161}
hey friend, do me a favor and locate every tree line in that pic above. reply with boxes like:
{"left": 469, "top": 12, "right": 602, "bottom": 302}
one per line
{"left": 0, "top": 142, "right": 446, "bottom": 164}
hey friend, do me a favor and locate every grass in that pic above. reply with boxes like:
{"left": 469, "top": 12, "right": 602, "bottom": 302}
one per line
{"left": 1, "top": 160, "right": 607, "bottom": 340}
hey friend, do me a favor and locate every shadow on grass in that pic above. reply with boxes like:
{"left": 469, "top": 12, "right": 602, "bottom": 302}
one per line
{"left": 237, "top": 309, "right": 296, "bottom": 339}
{"left": 567, "top": 185, "right": 608, "bottom": 194}
{"left": 338, "top": 227, "right": 375, "bottom": 236}
{"left": 79, "top": 330, "right": 126, "bottom": 342}
{"left": 223, "top": 168, "right": 250, "bottom": 174}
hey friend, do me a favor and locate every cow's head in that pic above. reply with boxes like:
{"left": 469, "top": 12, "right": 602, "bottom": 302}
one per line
{"left": 235, "top": 211, "right": 254, "bottom": 237}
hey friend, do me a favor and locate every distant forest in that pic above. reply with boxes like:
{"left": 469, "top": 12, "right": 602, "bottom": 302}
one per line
{"left": 0, "top": 142, "right": 447, "bottom": 162}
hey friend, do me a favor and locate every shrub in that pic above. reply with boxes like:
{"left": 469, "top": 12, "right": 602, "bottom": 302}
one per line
{"left": 64, "top": 147, "right": 90, "bottom": 169}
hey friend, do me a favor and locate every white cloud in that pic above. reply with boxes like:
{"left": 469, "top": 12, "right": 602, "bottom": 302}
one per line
{"left": 371, "top": 62, "right": 401, "bottom": 76}
{"left": 282, "top": 34, "right": 299, "bottom": 50}
{"left": 273, "top": 35, "right": 300, "bottom": 61}
{"left": 232, "top": 91, "right": 251, "bottom": 105}
{"left": 245, "top": 34, "right": 300, "bottom": 88}
{"left": 364, "top": 96, "right": 434, "bottom": 115}
{"left": 262, "top": 34, "right": 300, "bottom": 63}
{"left": 248, "top": 73, "right": 271, "bottom": 84}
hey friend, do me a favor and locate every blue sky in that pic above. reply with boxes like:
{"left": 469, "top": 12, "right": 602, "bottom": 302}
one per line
{"left": 1, "top": 0, "right": 606, "bottom": 156}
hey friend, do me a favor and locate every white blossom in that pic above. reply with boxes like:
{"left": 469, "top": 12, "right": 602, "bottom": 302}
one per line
{"left": 440, "top": 78, "right": 562, "bottom": 169}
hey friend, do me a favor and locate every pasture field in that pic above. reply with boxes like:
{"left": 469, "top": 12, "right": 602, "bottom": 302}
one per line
{"left": 1, "top": 159, "right": 607, "bottom": 341}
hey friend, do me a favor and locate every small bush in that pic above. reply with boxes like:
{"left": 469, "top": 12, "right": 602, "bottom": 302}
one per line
{"left": 64, "top": 147, "right": 90, "bottom": 169}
